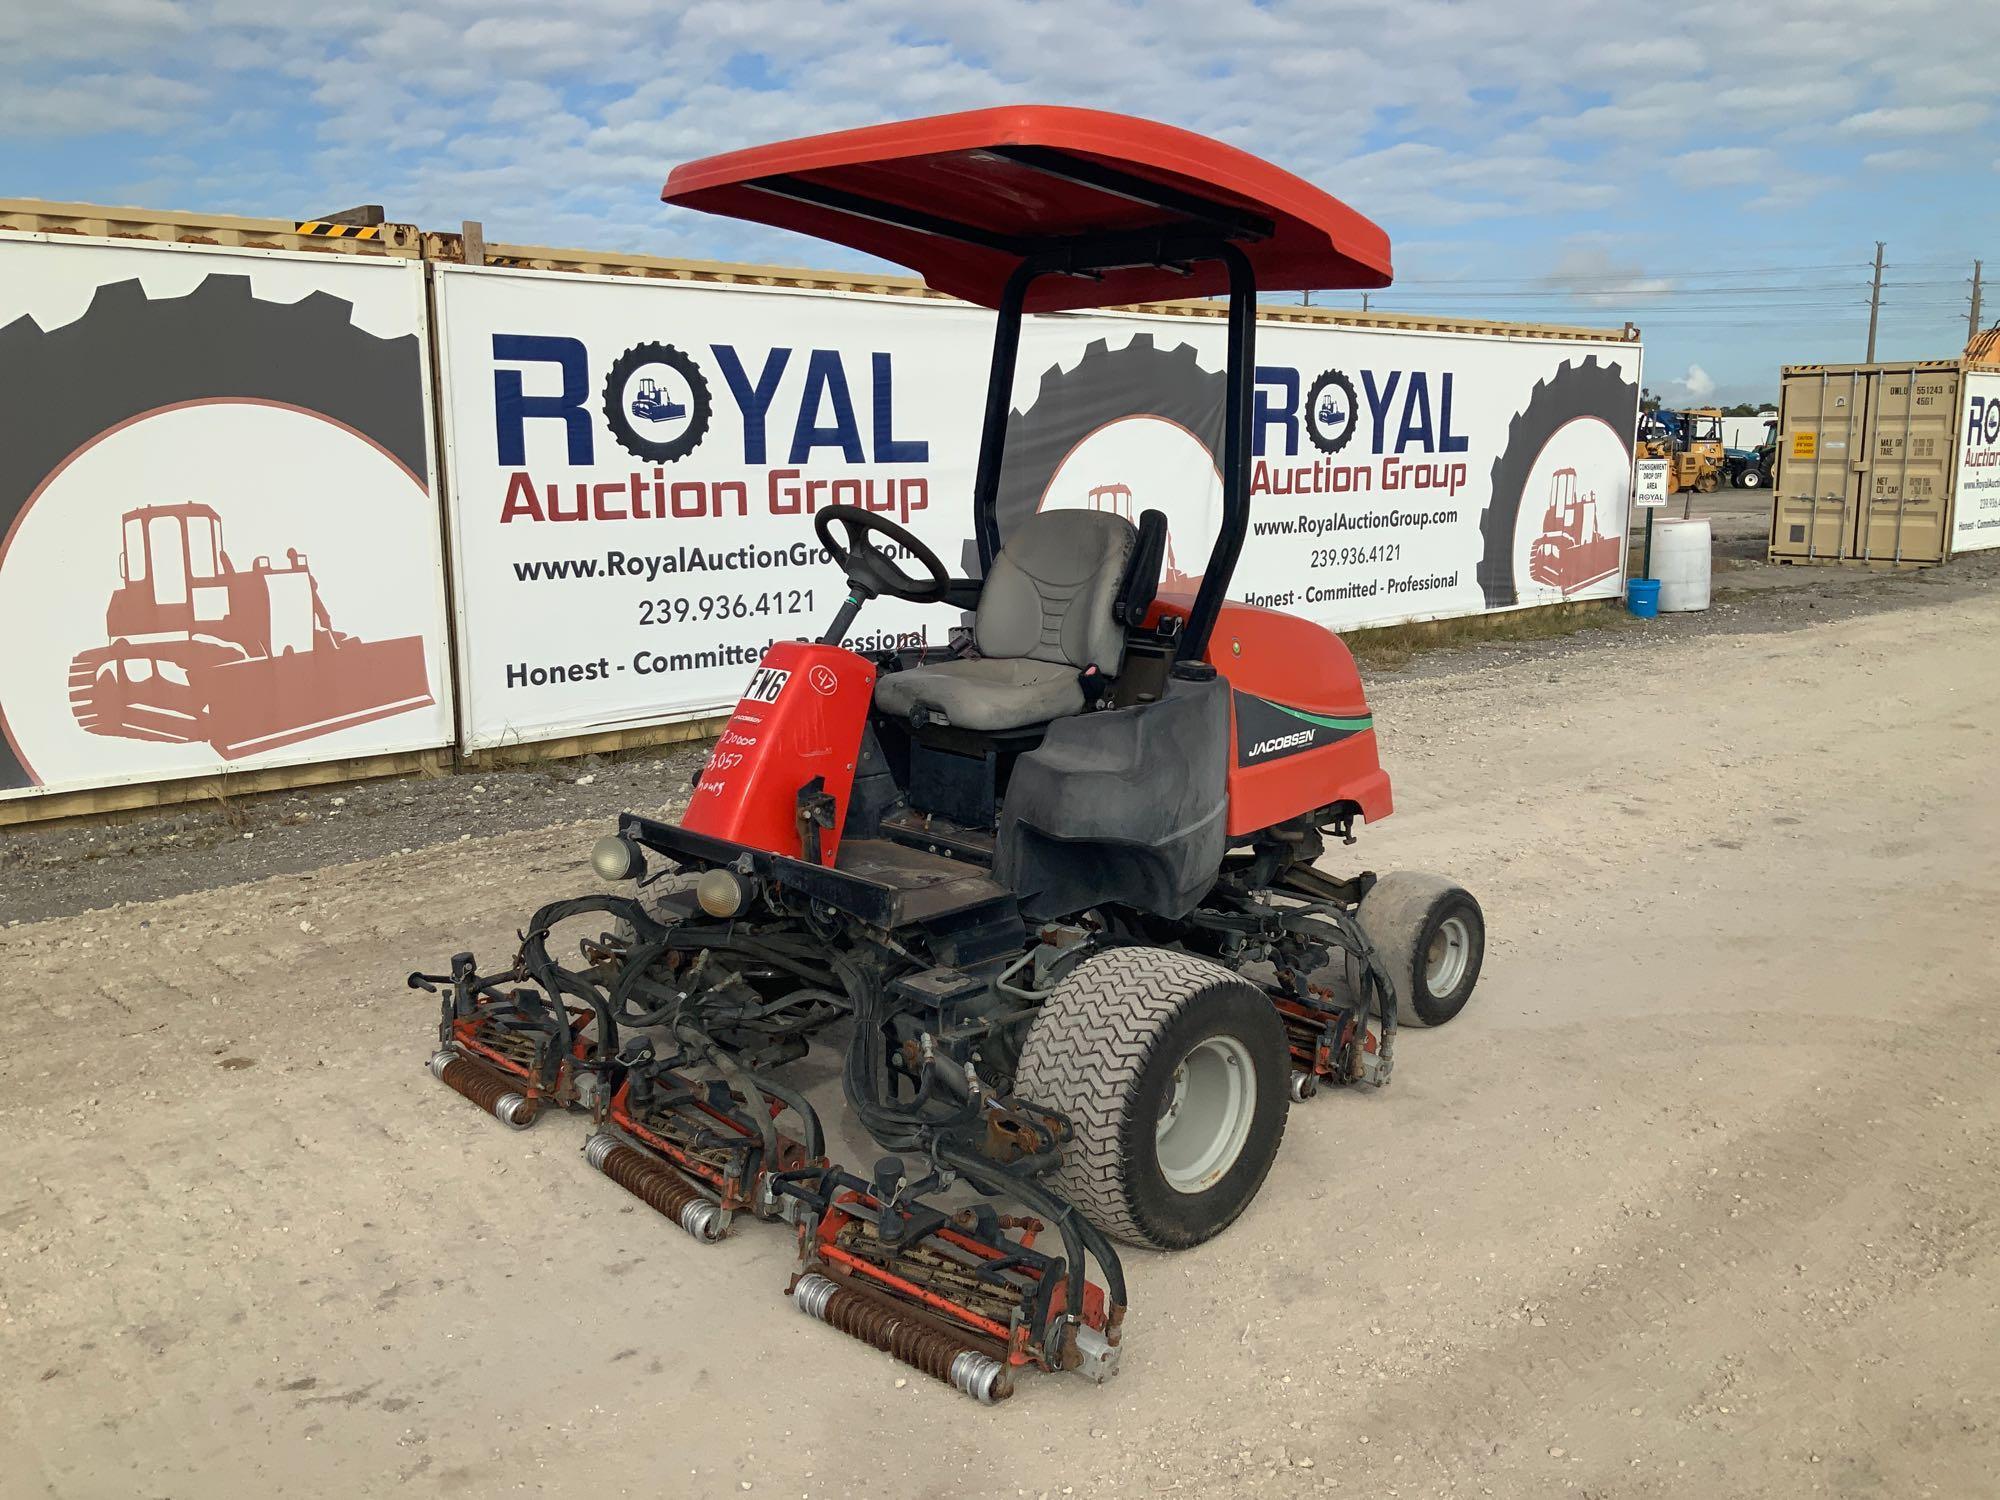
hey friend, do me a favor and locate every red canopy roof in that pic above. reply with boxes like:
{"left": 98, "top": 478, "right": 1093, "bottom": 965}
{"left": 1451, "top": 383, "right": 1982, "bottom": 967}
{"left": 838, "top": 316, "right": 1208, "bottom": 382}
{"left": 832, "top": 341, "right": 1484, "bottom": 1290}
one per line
{"left": 662, "top": 105, "right": 1392, "bottom": 313}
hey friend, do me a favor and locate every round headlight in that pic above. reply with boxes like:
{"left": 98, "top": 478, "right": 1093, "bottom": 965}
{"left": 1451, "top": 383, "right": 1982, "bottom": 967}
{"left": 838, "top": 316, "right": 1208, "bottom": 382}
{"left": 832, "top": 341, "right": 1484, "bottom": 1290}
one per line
{"left": 590, "top": 835, "right": 644, "bottom": 883}
{"left": 695, "top": 868, "right": 746, "bottom": 918}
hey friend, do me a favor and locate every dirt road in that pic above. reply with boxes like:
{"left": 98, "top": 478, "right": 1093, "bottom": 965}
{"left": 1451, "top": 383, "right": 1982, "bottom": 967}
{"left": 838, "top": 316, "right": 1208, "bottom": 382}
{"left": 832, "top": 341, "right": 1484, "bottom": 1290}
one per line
{"left": 4, "top": 580, "right": 1997, "bottom": 1499}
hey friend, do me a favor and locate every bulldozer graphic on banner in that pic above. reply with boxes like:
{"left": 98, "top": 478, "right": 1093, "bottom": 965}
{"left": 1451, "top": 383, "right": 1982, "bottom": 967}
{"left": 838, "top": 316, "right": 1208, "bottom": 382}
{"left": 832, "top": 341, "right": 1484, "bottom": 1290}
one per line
{"left": 1527, "top": 467, "right": 1622, "bottom": 595}
{"left": 629, "top": 376, "right": 685, "bottom": 423}
{"left": 69, "top": 503, "right": 433, "bottom": 759}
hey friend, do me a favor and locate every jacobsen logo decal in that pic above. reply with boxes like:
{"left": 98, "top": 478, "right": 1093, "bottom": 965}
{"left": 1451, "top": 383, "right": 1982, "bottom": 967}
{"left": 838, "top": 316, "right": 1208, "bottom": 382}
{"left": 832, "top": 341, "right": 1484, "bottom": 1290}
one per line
{"left": 744, "top": 666, "right": 790, "bottom": 703}
{"left": 1234, "top": 689, "right": 1373, "bottom": 766}
{"left": 1247, "top": 728, "right": 1317, "bottom": 757}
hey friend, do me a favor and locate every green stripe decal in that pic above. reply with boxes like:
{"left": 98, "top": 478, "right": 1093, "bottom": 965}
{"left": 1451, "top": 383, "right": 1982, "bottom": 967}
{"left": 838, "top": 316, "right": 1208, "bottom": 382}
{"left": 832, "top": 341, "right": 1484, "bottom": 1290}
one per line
{"left": 1267, "top": 703, "right": 1374, "bottom": 732}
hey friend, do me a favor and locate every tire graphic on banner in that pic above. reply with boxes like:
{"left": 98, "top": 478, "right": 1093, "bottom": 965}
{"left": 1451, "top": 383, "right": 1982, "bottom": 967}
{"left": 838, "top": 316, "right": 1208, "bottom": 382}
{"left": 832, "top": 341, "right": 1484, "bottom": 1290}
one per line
{"left": 996, "top": 334, "right": 1225, "bottom": 576}
{"left": 1303, "top": 368, "right": 1360, "bottom": 455}
{"left": 601, "top": 340, "right": 713, "bottom": 463}
{"left": 1475, "top": 356, "right": 1637, "bottom": 609}
{"left": 0, "top": 272, "right": 433, "bottom": 792}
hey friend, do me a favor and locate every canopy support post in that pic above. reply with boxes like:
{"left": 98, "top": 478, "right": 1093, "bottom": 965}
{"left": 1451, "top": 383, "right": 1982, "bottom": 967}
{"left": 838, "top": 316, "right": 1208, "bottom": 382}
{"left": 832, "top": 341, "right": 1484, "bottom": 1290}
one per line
{"left": 972, "top": 261, "right": 1036, "bottom": 571}
{"left": 1176, "top": 244, "right": 1256, "bottom": 663}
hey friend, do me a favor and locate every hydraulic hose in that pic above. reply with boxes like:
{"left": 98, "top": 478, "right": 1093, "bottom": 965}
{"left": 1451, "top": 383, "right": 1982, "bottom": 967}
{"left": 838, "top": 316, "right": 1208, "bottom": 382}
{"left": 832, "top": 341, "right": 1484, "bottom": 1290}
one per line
{"left": 751, "top": 1075, "right": 825, "bottom": 1162}
{"left": 935, "top": 1143, "right": 1128, "bottom": 1329}
{"left": 675, "top": 1024, "right": 780, "bottom": 1174}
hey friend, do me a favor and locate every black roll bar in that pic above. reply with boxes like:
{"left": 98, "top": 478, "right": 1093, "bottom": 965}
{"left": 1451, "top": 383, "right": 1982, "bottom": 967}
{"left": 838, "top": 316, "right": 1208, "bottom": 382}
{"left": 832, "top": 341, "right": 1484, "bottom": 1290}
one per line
{"left": 971, "top": 261, "right": 1035, "bottom": 571}
{"left": 1181, "top": 243, "right": 1256, "bottom": 664}
{"left": 967, "top": 239, "right": 1257, "bottom": 663}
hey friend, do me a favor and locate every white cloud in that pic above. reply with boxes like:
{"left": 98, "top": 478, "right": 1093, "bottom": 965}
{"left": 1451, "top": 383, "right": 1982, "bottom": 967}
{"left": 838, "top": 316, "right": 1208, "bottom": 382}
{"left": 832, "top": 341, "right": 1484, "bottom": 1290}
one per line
{"left": 1838, "top": 102, "right": 1991, "bottom": 136}
{"left": 1670, "top": 146, "right": 1773, "bottom": 189}
{"left": 1863, "top": 148, "right": 1931, "bottom": 173}
{"left": 1679, "top": 365, "right": 1717, "bottom": 400}
{"left": 0, "top": 73, "right": 205, "bottom": 136}
{"left": 1541, "top": 248, "right": 1676, "bottom": 308}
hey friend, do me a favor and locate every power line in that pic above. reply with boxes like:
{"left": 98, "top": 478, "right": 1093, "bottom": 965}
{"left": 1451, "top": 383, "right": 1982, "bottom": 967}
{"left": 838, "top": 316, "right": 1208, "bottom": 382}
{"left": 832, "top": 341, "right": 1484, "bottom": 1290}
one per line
{"left": 1410, "top": 257, "right": 1988, "bottom": 280}
{"left": 1393, "top": 260, "right": 1867, "bottom": 284}
{"left": 1367, "top": 285, "right": 1867, "bottom": 299}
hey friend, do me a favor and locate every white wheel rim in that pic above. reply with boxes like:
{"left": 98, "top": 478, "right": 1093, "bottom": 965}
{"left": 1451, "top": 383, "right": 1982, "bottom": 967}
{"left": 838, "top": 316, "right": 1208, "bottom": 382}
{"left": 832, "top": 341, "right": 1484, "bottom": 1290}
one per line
{"left": 1155, "top": 1035, "right": 1256, "bottom": 1195}
{"left": 1426, "top": 915, "right": 1472, "bottom": 997}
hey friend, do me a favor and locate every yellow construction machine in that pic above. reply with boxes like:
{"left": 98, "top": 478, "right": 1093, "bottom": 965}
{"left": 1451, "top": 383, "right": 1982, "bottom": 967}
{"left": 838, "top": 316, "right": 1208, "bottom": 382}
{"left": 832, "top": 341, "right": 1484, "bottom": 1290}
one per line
{"left": 1636, "top": 406, "right": 1727, "bottom": 493}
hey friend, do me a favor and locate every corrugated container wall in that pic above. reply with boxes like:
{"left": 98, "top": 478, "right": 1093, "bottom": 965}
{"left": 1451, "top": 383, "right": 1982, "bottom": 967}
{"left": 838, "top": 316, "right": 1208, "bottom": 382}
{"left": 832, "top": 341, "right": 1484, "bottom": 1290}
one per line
{"left": 1769, "top": 361, "right": 1961, "bottom": 566}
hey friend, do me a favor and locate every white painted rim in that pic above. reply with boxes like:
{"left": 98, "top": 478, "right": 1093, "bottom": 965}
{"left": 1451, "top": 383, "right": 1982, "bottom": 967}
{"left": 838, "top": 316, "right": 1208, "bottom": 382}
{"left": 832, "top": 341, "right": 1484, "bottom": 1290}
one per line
{"left": 1156, "top": 1035, "right": 1256, "bottom": 1195}
{"left": 1426, "top": 914, "right": 1473, "bottom": 998}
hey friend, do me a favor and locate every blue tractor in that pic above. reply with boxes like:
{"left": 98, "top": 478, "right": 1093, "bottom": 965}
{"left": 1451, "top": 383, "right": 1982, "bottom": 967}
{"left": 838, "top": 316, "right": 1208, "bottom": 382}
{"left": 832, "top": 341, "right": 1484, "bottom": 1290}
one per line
{"left": 1725, "top": 418, "right": 1777, "bottom": 489}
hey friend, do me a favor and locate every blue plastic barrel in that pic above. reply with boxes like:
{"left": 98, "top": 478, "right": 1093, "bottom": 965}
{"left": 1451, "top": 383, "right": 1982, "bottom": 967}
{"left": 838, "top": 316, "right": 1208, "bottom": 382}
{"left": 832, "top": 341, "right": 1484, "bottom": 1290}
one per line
{"left": 1626, "top": 577, "right": 1661, "bottom": 618}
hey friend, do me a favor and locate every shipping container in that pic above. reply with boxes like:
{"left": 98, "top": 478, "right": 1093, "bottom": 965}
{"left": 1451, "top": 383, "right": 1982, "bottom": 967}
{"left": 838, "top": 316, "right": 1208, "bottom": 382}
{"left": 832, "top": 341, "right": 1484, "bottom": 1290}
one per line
{"left": 0, "top": 198, "right": 420, "bottom": 258}
{"left": 416, "top": 225, "right": 1637, "bottom": 342}
{"left": 1770, "top": 360, "right": 1965, "bottom": 566}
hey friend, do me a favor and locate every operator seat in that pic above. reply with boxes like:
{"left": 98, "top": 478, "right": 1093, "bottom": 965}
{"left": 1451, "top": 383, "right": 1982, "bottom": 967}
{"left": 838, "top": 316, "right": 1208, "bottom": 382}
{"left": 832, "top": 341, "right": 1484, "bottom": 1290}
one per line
{"left": 873, "top": 509, "right": 1147, "bottom": 733}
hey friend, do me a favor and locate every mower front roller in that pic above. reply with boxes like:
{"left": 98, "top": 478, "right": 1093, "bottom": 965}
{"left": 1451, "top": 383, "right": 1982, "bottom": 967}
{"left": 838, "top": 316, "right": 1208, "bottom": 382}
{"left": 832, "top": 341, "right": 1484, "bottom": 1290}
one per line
{"left": 583, "top": 1131, "right": 725, "bottom": 1243}
{"left": 409, "top": 955, "right": 600, "bottom": 1131}
{"left": 774, "top": 1163, "right": 1123, "bottom": 1401}
{"left": 791, "top": 1271, "right": 1010, "bottom": 1404}
{"left": 428, "top": 1047, "right": 539, "bottom": 1129}
{"left": 579, "top": 1061, "right": 819, "bottom": 1243}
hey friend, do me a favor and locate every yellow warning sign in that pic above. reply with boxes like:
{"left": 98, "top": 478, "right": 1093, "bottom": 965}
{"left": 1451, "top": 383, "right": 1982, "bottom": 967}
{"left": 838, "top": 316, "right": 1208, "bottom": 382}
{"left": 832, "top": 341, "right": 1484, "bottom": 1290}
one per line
{"left": 1791, "top": 431, "right": 1817, "bottom": 460}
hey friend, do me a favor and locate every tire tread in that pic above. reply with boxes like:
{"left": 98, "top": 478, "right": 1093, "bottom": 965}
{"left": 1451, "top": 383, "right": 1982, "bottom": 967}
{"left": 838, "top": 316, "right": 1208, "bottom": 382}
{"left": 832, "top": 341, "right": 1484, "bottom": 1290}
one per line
{"left": 1014, "top": 947, "right": 1267, "bottom": 1246}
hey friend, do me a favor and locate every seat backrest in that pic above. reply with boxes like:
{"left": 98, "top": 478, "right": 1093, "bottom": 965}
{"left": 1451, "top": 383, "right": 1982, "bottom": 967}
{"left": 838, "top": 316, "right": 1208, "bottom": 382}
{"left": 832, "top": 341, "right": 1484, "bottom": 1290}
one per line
{"left": 976, "top": 509, "right": 1136, "bottom": 672}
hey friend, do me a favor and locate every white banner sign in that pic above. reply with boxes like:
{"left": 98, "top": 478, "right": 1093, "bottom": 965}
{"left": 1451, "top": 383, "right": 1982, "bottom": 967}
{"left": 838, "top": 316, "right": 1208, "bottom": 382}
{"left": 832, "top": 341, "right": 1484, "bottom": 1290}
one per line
{"left": 1953, "top": 370, "right": 2000, "bottom": 553}
{"left": 1634, "top": 458, "right": 1670, "bottom": 508}
{"left": 433, "top": 265, "right": 1642, "bottom": 749}
{"left": 0, "top": 236, "right": 454, "bottom": 800}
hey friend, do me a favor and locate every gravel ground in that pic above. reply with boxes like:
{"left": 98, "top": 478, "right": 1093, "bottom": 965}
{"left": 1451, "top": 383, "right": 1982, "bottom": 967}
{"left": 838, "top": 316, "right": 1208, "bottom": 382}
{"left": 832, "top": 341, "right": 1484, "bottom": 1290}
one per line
{"left": 1, "top": 543, "right": 1996, "bottom": 1498}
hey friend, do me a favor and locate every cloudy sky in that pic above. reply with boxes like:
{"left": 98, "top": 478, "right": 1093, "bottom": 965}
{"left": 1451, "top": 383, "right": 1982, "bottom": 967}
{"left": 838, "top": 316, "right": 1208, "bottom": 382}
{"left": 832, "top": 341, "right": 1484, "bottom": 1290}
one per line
{"left": 6, "top": 0, "right": 1997, "bottom": 404}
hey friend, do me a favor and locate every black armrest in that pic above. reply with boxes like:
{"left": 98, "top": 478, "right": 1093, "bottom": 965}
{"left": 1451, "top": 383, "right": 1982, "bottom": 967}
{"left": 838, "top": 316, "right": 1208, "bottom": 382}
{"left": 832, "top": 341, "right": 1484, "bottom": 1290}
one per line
{"left": 1115, "top": 510, "right": 1168, "bottom": 624}
{"left": 942, "top": 576, "right": 983, "bottom": 611}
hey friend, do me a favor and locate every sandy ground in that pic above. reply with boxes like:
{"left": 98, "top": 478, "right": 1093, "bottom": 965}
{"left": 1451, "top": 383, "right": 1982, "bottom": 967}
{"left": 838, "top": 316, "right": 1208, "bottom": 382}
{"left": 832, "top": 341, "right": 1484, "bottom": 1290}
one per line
{"left": 3, "top": 574, "right": 1998, "bottom": 1498}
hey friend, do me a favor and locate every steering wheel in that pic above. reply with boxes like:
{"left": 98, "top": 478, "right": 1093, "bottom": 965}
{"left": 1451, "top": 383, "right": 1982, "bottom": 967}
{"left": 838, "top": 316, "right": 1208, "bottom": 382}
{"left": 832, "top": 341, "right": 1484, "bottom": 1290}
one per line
{"left": 814, "top": 504, "right": 949, "bottom": 604}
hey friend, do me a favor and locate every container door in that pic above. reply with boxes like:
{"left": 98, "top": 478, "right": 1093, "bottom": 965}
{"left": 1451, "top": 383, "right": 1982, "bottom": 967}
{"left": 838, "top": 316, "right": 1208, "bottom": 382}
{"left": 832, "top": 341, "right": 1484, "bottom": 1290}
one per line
{"left": 1770, "top": 370, "right": 1866, "bottom": 560}
{"left": 1853, "top": 368, "right": 1956, "bottom": 566}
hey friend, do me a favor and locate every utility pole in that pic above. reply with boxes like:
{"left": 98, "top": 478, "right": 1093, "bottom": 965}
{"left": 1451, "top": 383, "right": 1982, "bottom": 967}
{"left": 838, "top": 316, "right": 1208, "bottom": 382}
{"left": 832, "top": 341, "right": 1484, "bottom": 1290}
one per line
{"left": 1361, "top": 292, "right": 1370, "bottom": 312}
{"left": 1865, "top": 241, "right": 1885, "bottom": 361}
{"left": 1970, "top": 259, "right": 1985, "bottom": 340}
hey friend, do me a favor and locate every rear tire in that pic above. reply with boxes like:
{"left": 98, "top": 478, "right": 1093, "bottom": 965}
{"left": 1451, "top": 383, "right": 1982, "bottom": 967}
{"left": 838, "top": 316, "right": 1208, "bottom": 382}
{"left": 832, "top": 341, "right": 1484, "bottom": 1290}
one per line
{"left": 1357, "top": 873, "right": 1485, "bottom": 1028}
{"left": 1013, "top": 947, "right": 1288, "bottom": 1250}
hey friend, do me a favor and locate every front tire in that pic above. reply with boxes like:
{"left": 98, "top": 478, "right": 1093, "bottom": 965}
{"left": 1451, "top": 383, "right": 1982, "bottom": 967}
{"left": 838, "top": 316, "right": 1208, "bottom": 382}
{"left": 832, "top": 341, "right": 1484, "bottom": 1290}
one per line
{"left": 1357, "top": 873, "right": 1486, "bottom": 1028}
{"left": 1013, "top": 948, "right": 1289, "bottom": 1250}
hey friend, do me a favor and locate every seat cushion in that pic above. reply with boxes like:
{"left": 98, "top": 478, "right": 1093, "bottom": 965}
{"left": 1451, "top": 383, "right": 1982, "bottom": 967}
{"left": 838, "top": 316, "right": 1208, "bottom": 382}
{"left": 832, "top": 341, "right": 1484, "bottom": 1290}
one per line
{"left": 873, "top": 657, "right": 1085, "bottom": 732}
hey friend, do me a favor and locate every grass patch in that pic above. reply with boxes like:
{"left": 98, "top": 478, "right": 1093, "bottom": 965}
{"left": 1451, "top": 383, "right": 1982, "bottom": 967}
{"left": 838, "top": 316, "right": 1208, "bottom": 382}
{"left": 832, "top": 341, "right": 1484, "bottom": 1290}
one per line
{"left": 1345, "top": 599, "right": 1634, "bottom": 670}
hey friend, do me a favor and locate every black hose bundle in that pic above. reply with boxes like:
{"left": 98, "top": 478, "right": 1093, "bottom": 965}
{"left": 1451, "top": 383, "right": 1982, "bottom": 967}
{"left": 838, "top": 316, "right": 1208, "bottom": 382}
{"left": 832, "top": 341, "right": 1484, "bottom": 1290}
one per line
{"left": 513, "top": 893, "right": 829, "bottom": 1168}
